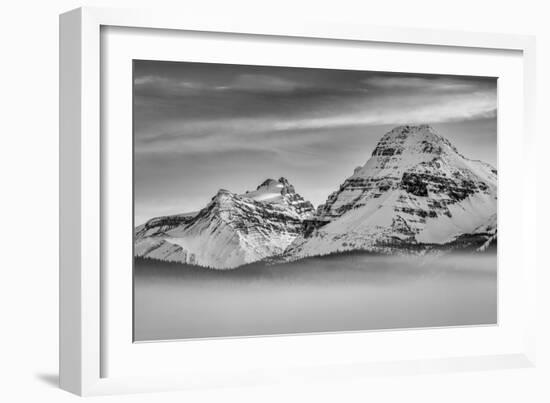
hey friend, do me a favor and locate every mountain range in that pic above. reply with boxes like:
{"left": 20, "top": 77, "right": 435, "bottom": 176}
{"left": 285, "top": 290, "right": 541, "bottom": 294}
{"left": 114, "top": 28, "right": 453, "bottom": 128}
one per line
{"left": 135, "top": 125, "right": 497, "bottom": 269}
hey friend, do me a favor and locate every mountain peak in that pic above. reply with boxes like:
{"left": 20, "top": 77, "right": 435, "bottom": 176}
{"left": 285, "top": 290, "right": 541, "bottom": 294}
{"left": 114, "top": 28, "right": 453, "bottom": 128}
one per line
{"left": 371, "top": 124, "right": 458, "bottom": 158}
{"left": 289, "top": 125, "right": 497, "bottom": 259}
{"left": 394, "top": 123, "right": 434, "bottom": 133}
{"left": 249, "top": 177, "right": 296, "bottom": 198}
{"left": 208, "top": 189, "right": 236, "bottom": 208}
{"left": 277, "top": 176, "right": 291, "bottom": 187}
{"left": 256, "top": 177, "right": 293, "bottom": 190}
{"left": 214, "top": 188, "right": 233, "bottom": 198}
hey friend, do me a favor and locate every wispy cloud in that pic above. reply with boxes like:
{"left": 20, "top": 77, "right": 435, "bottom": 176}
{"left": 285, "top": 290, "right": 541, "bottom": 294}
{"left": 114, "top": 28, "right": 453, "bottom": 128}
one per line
{"left": 229, "top": 73, "right": 301, "bottom": 93}
{"left": 135, "top": 89, "right": 496, "bottom": 155}
{"left": 134, "top": 75, "right": 224, "bottom": 96}
{"left": 135, "top": 71, "right": 370, "bottom": 99}
{"left": 134, "top": 73, "right": 307, "bottom": 96}
{"left": 362, "top": 75, "right": 489, "bottom": 92}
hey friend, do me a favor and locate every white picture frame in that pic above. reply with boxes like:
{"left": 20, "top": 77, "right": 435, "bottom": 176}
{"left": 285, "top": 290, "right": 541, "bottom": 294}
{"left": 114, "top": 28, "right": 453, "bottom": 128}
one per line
{"left": 59, "top": 6, "right": 538, "bottom": 396}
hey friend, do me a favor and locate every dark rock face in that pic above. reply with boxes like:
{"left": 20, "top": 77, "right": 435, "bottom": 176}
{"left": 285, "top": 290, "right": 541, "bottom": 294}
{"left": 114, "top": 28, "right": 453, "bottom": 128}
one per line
{"left": 403, "top": 158, "right": 490, "bottom": 201}
{"left": 401, "top": 172, "right": 428, "bottom": 197}
{"left": 281, "top": 191, "right": 315, "bottom": 215}
{"left": 317, "top": 176, "right": 397, "bottom": 219}
{"left": 303, "top": 218, "right": 331, "bottom": 238}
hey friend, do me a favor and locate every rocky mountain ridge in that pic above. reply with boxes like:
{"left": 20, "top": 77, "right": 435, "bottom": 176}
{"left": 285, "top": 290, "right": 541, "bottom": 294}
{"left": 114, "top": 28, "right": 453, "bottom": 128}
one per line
{"left": 134, "top": 177, "right": 315, "bottom": 269}
{"left": 135, "top": 125, "right": 497, "bottom": 269}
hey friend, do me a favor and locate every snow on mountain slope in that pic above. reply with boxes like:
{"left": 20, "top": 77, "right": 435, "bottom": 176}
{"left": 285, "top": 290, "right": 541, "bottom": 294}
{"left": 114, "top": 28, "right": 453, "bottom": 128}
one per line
{"left": 287, "top": 125, "right": 497, "bottom": 258}
{"left": 135, "top": 178, "right": 314, "bottom": 269}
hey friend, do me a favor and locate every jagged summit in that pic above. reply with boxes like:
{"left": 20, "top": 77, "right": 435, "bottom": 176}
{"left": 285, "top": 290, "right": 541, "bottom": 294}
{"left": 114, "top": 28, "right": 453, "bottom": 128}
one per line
{"left": 370, "top": 124, "right": 460, "bottom": 159}
{"left": 256, "top": 177, "right": 292, "bottom": 189}
{"left": 351, "top": 125, "right": 481, "bottom": 183}
{"left": 242, "top": 177, "right": 308, "bottom": 208}
{"left": 251, "top": 177, "right": 294, "bottom": 193}
{"left": 214, "top": 188, "right": 232, "bottom": 197}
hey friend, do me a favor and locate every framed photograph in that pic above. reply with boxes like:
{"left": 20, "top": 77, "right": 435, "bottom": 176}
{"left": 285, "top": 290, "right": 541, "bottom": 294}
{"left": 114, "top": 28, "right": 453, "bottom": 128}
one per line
{"left": 60, "top": 7, "right": 537, "bottom": 396}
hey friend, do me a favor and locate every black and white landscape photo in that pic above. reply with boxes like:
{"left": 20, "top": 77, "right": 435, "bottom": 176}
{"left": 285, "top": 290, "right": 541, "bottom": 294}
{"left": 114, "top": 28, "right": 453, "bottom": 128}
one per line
{"left": 133, "top": 60, "right": 497, "bottom": 341}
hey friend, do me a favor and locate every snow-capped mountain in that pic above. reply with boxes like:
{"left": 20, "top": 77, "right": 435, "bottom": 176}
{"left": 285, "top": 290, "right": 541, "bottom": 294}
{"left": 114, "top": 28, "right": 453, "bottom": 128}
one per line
{"left": 135, "top": 177, "right": 314, "bottom": 269}
{"left": 135, "top": 125, "right": 497, "bottom": 269}
{"left": 285, "top": 124, "right": 497, "bottom": 259}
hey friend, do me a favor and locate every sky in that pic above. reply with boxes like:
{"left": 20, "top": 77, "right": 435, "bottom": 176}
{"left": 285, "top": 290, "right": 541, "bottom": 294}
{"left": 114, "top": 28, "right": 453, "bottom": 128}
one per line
{"left": 134, "top": 60, "right": 497, "bottom": 225}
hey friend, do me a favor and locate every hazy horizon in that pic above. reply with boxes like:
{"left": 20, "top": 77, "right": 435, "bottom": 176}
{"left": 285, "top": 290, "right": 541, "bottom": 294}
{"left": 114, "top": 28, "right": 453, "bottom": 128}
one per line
{"left": 135, "top": 252, "right": 497, "bottom": 341}
{"left": 134, "top": 61, "right": 497, "bottom": 225}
